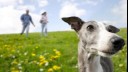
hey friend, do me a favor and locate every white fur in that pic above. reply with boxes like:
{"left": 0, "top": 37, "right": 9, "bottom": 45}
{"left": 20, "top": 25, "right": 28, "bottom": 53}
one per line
{"left": 90, "top": 56, "right": 103, "bottom": 72}
{"left": 97, "top": 22, "right": 113, "bottom": 51}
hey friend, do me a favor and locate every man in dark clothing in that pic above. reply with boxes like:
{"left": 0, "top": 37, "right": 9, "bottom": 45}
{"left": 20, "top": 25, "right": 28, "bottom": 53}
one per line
{"left": 20, "top": 9, "right": 35, "bottom": 37}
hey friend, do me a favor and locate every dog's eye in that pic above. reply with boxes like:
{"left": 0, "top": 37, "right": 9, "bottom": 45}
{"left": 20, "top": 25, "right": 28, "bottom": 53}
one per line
{"left": 87, "top": 25, "right": 94, "bottom": 31}
{"left": 108, "top": 29, "right": 113, "bottom": 32}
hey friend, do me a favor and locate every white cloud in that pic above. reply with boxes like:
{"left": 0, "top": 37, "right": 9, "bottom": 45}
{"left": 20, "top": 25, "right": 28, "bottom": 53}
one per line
{"left": 112, "top": 0, "right": 127, "bottom": 24}
{"left": 84, "top": 0, "right": 103, "bottom": 5}
{"left": 18, "top": 0, "right": 24, "bottom": 4}
{"left": 16, "top": 5, "right": 36, "bottom": 12}
{"left": 0, "top": 6, "right": 21, "bottom": 34}
{"left": 98, "top": 20, "right": 117, "bottom": 26}
{"left": 0, "top": 6, "right": 40, "bottom": 34}
{"left": 59, "top": 1, "right": 86, "bottom": 18}
{"left": 38, "top": 0, "right": 48, "bottom": 7}
{"left": 57, "top": 0, "right": 75, "bottom": 2}
{"left": 0, "top": 0, "right": 17, "bottom": 7}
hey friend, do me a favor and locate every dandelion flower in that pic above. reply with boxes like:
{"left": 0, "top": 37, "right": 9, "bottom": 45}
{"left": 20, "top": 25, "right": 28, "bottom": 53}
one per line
{"left": 11, "top": 70, "right": 19, "bottom": 72}
{"left": 39, "top": 60, "right": 48, "bottom": 66}
{"left": 55, "top": 51, "right": 61, "bottom": 56}
{"left": 11, "top": 60, "right": 18, "bottom": 65}
{"left": 39, "top": 55, "right": 45, "bottom": 60}
{"left": 48, "top": 68, "right": 53, "bottom": 72}
{"left": 31, "top": 53, "right": 36, "bottom": 56}
{"left": 53, "top": 49, "right": 61, "bottom": 57}
{"left": 53, "top": 65, "right": 61, "bottom": 70}
{"left": 11, "top": 67, "right": 19, "bottom": 72}
{"left": 39, "top": 55, "right": 48, "bottom": 66}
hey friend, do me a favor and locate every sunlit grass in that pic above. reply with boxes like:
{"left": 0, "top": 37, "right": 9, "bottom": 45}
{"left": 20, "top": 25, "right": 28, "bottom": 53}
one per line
{"left": 0, "top": 28, "right": 127, "bottom": 72}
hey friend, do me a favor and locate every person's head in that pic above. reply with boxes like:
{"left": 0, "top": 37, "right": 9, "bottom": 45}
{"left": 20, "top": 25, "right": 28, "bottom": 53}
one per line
{"left": 42, "top": 12, "right": 47, "bottom": 16}
{"left": 26, "top": 9, "right": 29, "bottom": 14}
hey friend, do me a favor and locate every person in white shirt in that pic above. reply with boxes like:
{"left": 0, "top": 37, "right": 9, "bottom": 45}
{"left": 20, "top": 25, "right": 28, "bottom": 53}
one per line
{"left": 40, "top": 12, "right": 48, "bottom": 36}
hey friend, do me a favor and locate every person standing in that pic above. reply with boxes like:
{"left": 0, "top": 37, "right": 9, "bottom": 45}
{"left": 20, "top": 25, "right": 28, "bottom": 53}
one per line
{"left": 40, "top": 12, "right": 48, "bottom": 36}
{"left": 20, "top": 9, "right": 35, "bottom": 37}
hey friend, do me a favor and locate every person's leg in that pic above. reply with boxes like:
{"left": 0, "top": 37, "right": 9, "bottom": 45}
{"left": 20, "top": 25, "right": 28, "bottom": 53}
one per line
{"left": 21, "top": 24, "right": 27, "bottom": 35}
{"left": 26, "top": 24, "right": 30, "bottom": 37}
{"left": 41, "top": 24, "right": 45, "bottom": 36}
{"left": 44, "top": 24, "right": 47, "bottom": 36}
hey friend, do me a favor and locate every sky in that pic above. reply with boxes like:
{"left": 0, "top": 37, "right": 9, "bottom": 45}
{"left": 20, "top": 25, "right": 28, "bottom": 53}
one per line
{"left": 0, "top": 0, "right": 127, "bottom": 34}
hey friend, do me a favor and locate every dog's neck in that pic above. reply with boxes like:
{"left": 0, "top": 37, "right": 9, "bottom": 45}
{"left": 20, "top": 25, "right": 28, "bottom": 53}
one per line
{"left": 86, "top": 55, "right": 103, "bottom": 72}
{"left": 78, "top": 40, "right": 103, "bottom": 72}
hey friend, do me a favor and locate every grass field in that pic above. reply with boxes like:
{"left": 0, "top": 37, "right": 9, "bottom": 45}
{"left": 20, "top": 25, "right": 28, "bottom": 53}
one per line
{"left": 0, "top": 28, "right": 127, "bottom": 72}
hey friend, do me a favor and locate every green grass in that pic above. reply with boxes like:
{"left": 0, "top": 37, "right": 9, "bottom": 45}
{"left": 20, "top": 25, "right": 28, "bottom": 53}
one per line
{"left": 112, "top": 28, "right": 127, "bottom": 72}
{"left": 0, "top": 28, "right": 127, "bottom": 72}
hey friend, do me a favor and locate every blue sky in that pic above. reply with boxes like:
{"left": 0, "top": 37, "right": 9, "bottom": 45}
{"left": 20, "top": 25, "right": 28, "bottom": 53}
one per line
{"left": 0, "top": 0, "right": 127, "bottom": 34}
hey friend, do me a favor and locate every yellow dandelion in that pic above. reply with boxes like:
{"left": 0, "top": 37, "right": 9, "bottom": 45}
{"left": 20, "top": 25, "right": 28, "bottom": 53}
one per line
{"left": 11, "top": 49, "right": 15, "bottom": 52}
{"left": 4, "top": 44, "right": 8, "bottom": 47}
{"left": 53, "top": 65, "right": 61, "bottom": 70}
{"left": 39, "top": 55, "right": 48, "bottom": 66}
{"left": 55, "top": 55, "right": 60, "bottom": 58}
{"left": 50, "top": 56, "right": 57, "bottom": 60}
{"left": 31, "top": 53, "right": 36, "bottom": 56}
{"left": 11, "top": 70, "right": 19, "bottom": 72}
{"left": 11, "top": 67, "right": 19, "bottom": 72}
{"left": 11, "top": 60, "right": 18, "bottom": 65}
{"left": 53, "top": 49, "right": 57, "bottom": 52}
{"left": 44, "top": 60, "right": 48, "bottom": 63}
{"left": 39, "top": 60, "right": 48, "bottom": 66}
{"left": 48, "top": 68, "right": 53, "bottom": 72}
{"left": 53, "top": 49, "right": 61, "bottom": 56}
{"left": 55, "top": 51, "right": 61, "bottom": 56}
{"left": 39, "top": 55, "right": 45, "bottom": 60}
{"left": 39, "top": 62, "right": 44, "bottom": 66}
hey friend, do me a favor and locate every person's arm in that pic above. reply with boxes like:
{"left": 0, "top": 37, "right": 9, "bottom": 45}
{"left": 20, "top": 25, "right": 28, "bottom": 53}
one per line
{"left": 46, "top": 16, "right": 48, "bottom": 23}
{"left": 40, "top": 17, "right": 43, "bottom": 23}
{"left": 21, "top": 14, "right": 24, "bottom": 22}
{"left": 29, "top": 16, "right": 35, "bottom": 27}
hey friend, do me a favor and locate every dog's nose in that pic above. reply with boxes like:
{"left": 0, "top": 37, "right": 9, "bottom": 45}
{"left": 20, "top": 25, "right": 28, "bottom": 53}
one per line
{"left": 111, "top": 37, "right": 125, "bottom": 51}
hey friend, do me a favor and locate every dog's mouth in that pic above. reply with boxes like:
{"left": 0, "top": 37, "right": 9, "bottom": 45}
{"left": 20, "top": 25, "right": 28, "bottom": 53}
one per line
{"left": 97, "top": 51, "right": 112, "bottom": 57}
{"left": 88, "top": 46, "right": 123, "bottom": 57}
{"left": 98, "top": 46, "right": 124, "bottom": 57}
{"left": 97, "top": 50, "right": 119, "bottom": 57}
{"left": 90, "top": 48, "right": 117, "bottom": 57}
{"left": 103, "top": 51, "right": 116, "bottom": 55}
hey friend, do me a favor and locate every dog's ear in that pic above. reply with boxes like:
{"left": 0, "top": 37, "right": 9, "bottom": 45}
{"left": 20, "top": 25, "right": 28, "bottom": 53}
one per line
{"left": 107, "top": 25, "right": 120, "bottom": 33}
{"left": 62, "top": 16, "right": 85, "bottom": 32}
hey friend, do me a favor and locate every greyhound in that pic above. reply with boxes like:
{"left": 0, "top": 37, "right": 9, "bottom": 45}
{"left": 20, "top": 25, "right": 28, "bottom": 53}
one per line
{"left": 62, "top": 16, "right": 125, "bottom": 72}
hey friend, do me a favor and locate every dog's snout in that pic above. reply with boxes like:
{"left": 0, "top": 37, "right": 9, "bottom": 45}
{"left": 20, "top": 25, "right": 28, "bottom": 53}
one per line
{"left": 111, "top": 37, "right": 125, "bottom": 50}
{"left": 112, "top": 38, "right": 124, "bottom": 45}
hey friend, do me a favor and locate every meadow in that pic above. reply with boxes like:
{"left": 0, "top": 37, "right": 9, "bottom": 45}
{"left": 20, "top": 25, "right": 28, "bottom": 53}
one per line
{"left": 0, "top": 28, "right": 127, "bottom": 72}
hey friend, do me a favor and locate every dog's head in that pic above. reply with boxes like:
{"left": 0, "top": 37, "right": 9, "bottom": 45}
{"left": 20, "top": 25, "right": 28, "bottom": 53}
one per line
{"left": 62, "top": 16, "right": 125, "bottom": 57}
